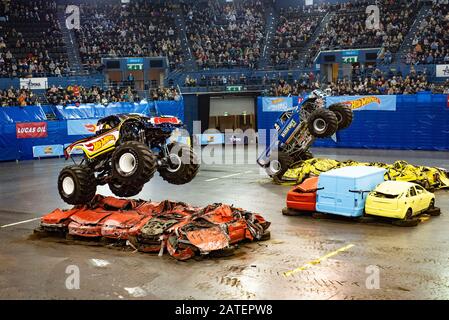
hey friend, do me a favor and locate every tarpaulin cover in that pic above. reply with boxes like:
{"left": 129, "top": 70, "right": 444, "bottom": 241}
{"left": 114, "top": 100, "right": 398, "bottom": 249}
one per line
{"left": 54, "top": 102, "right": 153, "bottom": 120}
{"left": 257, "top": 93, "right": 449, "bottom": 151}
{"left": 0, "top": 100, "right": 185, "bottom": 161}
{"left": 0, "top": 106, "right": 47, "bottom": 124}
{"left": 39, "top": 195, "right": 270, "bottom": 261}
{"left": 281, "top": 158, "right": 449, "bottom": 191}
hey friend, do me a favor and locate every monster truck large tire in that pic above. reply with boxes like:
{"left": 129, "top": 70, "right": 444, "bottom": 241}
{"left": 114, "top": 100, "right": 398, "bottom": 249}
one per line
{"left": 158, "top": 143, "right": 199, "bottom": 185}
{"left": 329, "top": 103, "right": 353, "bottom": 130}
{"left": 307, "top": 108, "right": 338, "bottom": 138}
{"left": 108, "top": 180, "right": 144, "bottom": 198}
{"left": 295, "top": 150, "right": 314, "bottom": 162}
{"left": 111, "top": 141, "right": 156, "bottom": 185}
{"left": 58, "top": 165, "right": 96, "bottom": 205}
{"left": 266, "top": 151, "right": 294, "bottom": 182}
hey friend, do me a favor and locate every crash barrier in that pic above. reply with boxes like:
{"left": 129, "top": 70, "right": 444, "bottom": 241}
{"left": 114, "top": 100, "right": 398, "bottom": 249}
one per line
{"left": 38, "top": 195, "right": 271, "bottom": 261}
{"left": 281, "top": 158, "right": 449, "bottom": 191}
{"left": 257, "top": 93, "right": 449, "bottom": 151}
{"left": 0, "top": 100, "right": 184, "bottom": 161}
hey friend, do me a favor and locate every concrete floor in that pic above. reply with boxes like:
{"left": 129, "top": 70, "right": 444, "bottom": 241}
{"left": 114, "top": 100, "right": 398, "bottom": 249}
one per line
{"left": 1, "top": 146, "right": 449, "bottom": 300}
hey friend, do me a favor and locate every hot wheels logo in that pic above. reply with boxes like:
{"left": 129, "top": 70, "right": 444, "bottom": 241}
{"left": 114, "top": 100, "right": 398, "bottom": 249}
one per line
{"left": 84, "top": 124, "right": 97, "bottom": 133}
{"left": 84, "top": 135, "right": 116, "bottom": 153}
{"left": 342, "top": 97, "right": 381, "bottom": 110}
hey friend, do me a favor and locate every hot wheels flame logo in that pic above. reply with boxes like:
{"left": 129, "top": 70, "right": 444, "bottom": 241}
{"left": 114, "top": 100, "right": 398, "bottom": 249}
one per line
{"left": 84, "top": 124, "right": 97, "bottom": 133}
{"left": 342, "top": 96, "right": 381, "bottom": 110}
{"left": 84, "top": 135, "right": 116, "bottom": 153}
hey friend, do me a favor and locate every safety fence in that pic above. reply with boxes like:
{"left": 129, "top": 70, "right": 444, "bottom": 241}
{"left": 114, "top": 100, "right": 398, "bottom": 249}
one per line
{"left": 257, "top": 93, "right": 449, "bottom": 151}
{"left": 0, "top": 100, "right": 184, "bottom": 161}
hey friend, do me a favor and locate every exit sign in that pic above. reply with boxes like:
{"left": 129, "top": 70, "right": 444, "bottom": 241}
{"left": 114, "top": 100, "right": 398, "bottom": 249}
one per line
{"left": 127, "top": 63, "right": 143, "bottom": 70}
{"left": 343, "top": 56, "right": 358, "bottom": 64}
{"left": 226, "top": 86, "right": 243, "bottom": 92}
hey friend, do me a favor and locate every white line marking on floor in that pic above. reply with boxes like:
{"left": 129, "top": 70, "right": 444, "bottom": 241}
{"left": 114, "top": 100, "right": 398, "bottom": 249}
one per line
{"left": 205, "top": 178, "right": 219, "bottom": 182}
{"left": 90, "top": 259, "right": 111, "bottom": 268}
{"left": 245, "top": 170, "right": 253, "bottom": 174}
{"left": 124, "top": 286, "right": 147, "bottom": 298}
{"left": 0, "top": 217, "right": 41, "bottom": 228}
{"left": 221, "top": 173, "right": 242, "bottom": 178}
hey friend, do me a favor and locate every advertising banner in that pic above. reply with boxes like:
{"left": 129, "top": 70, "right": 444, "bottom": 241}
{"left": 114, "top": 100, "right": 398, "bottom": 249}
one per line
{"left": 262, "top": 97, "right": 294, "bottom": 112}
{"left": 19, "top": 77, "right": 48, "bottom": 90}
{"left": 16, "top": 122, "right": 48, "bottom": 139}
{"left": 67, "top": 119, "right": 98, "bottom": 136}
{"left": 326, "top": 95, "right": 397, "bottom": 111}
{"left": 436, "top": 65, "right": 449, "bottom": 78}
{"left": 32, "top": 144, "right": 64, "bottom": 158}
{"left": 193, "top": 133, "right": 224, "bottom": 145}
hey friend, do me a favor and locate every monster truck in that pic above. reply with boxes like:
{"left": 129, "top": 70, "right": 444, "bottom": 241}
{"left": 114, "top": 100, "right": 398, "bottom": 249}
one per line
{"left": 257, "top": 89, "right": 353, "bottom": 182}
{"left": 58, "top": 114, "right": 199, "bottom": 205}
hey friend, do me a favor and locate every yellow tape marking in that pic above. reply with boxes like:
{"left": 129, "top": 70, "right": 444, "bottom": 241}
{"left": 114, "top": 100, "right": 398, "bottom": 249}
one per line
{"left": 284, "top": 244, "right": 355, "bottom": 277}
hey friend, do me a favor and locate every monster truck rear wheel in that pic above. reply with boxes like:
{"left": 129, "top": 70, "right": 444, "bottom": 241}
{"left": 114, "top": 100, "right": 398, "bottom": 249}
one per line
{"left": 329, "top": 103, "right": 353, "bottom": 130}
{"left": 58, "top": 165, "right": 96, "bottom": 205}
{"left": 112, "top": 141, "right": 156, "bottom": 185}
{"left": 307, "top": 108, "right": 338, "bottom": 138}
{"left": 158, "top": 143, "right": 199, "bottom": 185}
{"left": 266, "top": 151, "right": 293, "bottom": 182}
{"left": 108, "top": 180, "right": 144, "bottom": 198}
{"left": 295, "top": 150, "right": 313, "bottom": 162}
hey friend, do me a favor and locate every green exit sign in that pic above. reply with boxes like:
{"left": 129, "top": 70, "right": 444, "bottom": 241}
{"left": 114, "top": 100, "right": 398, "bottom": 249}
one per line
{"left": 343, "top": 56, "right": 358, "bottom": 64}
{"left": 226, "top": 86, "right": 243, "bottom": 92}
{"left": 127, "top": 63, "right": 143, "bottom": 70}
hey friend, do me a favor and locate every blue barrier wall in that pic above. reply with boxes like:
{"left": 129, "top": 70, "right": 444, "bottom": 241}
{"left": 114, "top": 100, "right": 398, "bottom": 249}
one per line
{"left": 0, "top": 100, "right": 184, "bottom": 161}
{"left": 257, "top": 93, "right": 449, "bottom": 151}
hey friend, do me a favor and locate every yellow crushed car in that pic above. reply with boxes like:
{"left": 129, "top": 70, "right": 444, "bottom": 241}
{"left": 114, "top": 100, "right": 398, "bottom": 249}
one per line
{"left": 365, "top": 181, "right": 435, "bottom": 220}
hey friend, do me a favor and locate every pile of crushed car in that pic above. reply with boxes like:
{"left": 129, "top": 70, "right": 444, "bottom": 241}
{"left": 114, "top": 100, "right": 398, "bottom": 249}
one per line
{"left": 283, "top": 166, "right": 441, "bottom": 226}
{"left": 281, "top": 158, "right": 449, "bottom": 191}
{"left": 36, "top": 195, "right": 271, "bottom": 260}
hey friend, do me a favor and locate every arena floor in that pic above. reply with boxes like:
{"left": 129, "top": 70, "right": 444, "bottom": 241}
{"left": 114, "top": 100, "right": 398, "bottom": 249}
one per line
{"left": 0, "top": 147, "right": 448, "bottom": 300}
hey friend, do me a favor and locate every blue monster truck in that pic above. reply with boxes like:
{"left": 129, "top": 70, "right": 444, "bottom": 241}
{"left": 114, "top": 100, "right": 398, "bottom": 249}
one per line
{"left": 257, "top": 89, "right": 353, "bottom": 182}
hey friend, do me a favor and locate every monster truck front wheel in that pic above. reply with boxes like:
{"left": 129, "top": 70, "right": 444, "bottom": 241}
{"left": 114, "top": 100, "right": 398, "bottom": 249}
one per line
{"left": 329, "top": 103, "right": 353, "bottom": 130}
{"left": 266, "top": 151, "right": 293, "bottom": 182}
{"left": 307, "top": 108, "right": 338, "bottom": 138}
{"left": 58, "top": 165, "right": 97, "bottom": 205}
{"left": 112, "top": 141, "right": 156, "bottom": 185}
{"left": 108, "top": 180, "right": 144, "bottom": 198}
{"left": 158, "top": 143, "right": 199, "bottom": 185}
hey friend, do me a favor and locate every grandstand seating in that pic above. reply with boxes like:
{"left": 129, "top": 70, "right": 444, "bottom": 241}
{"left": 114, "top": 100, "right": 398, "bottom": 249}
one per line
{"left": 0, "top": 0, "right": 447, "bottom": 103}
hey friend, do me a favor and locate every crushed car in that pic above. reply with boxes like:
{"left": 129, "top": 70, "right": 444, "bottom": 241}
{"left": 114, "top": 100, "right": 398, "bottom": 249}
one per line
{"left": 37, "top": 195, "right": 271, "bottom": 261}
{"left": 365, "top": 181, "right": 438, "bottom": 220}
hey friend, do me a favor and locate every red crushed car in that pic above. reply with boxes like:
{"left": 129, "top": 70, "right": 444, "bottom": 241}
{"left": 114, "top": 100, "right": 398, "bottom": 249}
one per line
{"left": 286, "top": 176, "right": 319, "bottom": 212}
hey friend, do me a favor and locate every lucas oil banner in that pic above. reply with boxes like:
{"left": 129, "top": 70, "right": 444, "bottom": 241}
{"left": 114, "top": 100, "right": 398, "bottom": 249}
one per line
{"left": 16, "top": 122, "right": 48, "bottom": 139}
{"left": 326, "top": 95, "right": 397, "bottom": 111}
{"left": 262, "top": 97, "right": 294, "bottom": 112}
{"left": 67, "top": 119, "right": 98, "bottom": 136}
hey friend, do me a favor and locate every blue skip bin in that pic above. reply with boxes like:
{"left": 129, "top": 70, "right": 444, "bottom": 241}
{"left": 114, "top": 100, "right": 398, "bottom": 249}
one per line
{"left": 316, "top": 166, "right": 386, "bottom": 217}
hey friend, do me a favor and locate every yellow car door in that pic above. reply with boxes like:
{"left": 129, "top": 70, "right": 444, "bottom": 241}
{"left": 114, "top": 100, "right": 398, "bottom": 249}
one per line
{"left": 406, "top": 187, "right": 420, "bottom": 216}
{"left": 413, "top": 185, "right": 428, "bottom": 213}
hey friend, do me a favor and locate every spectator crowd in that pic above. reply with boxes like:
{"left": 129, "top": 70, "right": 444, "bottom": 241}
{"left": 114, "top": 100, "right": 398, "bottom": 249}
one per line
{"left": 271, "top": 7, "right": 323, "bottom": 66}
{"left": 0, "top": 0, "right": 71, "bottom": 77}
{"left": 184, "top": 0, "right": 266, "bottom": 69}
{"left": 405, "top": 1, "right": 449, "bottom": 65}
{"left": 45, "top": 85, "right": 141, "bottom": 105}
{"left": 75, "top": 1, "right": 184, "bottom": 71}
{"left": 0, "top": 87, "right": 39, "bottom": 106}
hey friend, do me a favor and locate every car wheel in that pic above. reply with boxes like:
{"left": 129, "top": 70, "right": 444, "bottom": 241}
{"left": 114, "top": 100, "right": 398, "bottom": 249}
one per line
{"left": 405, "top": 208, "right": 413, "bottom": 220}
{"left": 428, "top": 199, "right": 435, "bottom": 210}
